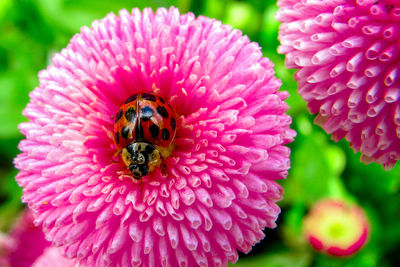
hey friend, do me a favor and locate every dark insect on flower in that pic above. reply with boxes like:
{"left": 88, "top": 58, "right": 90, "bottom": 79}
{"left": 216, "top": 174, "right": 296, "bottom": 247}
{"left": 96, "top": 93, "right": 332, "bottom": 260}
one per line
{"left": 113, "top": 92, "right": 177, "bottom": 179}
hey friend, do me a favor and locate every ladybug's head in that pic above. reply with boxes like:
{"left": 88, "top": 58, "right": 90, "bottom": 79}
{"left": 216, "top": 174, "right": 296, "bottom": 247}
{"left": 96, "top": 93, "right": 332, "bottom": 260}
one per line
{"left": 121, "top": 142, "right": 162, "bottom": 179}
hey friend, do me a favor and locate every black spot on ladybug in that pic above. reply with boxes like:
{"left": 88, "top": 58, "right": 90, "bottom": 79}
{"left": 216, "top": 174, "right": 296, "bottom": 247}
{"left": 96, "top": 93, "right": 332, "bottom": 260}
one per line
{"left": 125, "top": 107, "right": 136, "bottom": 122}
{"left": 115, "top": 109, "right": 123, "bottom": 122}
{"left": 125, "top": 94, "right": 138, "bottom": 104}
{"left": 141, "top": 106, "right": 154, "bottom": 121}
{"left": 135, "top": 123, "right": 144, "bottom": 140}
{"left": 145, "top": 144, "right": 155, "bottom": 154}
{"left": 126, "top": 143, "right": 134, "bottom": 154}
{"left": 162, "top": 128, "right": 170, "bottom": 140}
{"left": 170, "top": 117, "right": 176, "bottom": 130}
{"left": 121, "top": 126, "right": 130, "bottom": 140}
{"left": 157, "top": 106, "right": 169, "bottom": 118}
{"left": 158, "top": 96, "right": 165, "bottom": 103}
{"left": 149, "top": 124, "right": 160, "bottom": 138}
{"left": 115, "top": 132, "right": 120, "bottom": 144}
{"left": 141, "top": 93, "right": 156, "bottom": 102}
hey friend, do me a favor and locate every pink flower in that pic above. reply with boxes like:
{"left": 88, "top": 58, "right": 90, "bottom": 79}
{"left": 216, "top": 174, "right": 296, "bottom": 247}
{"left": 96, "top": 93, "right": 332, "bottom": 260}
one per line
{"left": 303, "top": 199, "right": 370, "bottom": 257}
{"left": 32, "top": 247, "right": 76, "bottom": 267}
{"left": 277, "top": 0, "right": 400, "bottom": 169}
{"left": 0, "top": 209, "right": 76, "bottom": 267}
{"left": 14, "top": 7, "right": 295, "bottom": 266}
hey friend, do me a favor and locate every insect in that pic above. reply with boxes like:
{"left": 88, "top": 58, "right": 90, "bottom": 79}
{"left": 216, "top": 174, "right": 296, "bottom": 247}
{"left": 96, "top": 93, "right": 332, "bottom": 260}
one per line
{"left": 113, "top": 92, "right": 177, "bottom": 179}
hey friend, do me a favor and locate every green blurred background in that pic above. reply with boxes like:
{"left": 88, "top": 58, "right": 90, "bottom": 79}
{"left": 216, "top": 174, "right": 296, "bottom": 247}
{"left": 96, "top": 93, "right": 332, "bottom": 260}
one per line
{"left": 0, "top": 0, "right": 399, "bottom": 266}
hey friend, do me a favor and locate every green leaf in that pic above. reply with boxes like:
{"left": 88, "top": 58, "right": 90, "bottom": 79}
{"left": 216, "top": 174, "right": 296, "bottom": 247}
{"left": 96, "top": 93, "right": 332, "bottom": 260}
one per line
{"left": 281, "top": 115, "right": 349, "bottom": 206}
{"left": 0, "top": 0, "right": 11, "bottom": 20}
{"left": 0, "top": 169, "right": 23, "bottom": 231}
{"left": 223, "top": 1, "right": 260, "bottom": 37}
{"left": 282, "top": 203, "right": 308, "bottom": 248}
{"left": 232, "top": 251, "right": 312, "bottom": 267}
{"left": 36, "top": 0, "right": 180, "bottom": 34}
{"left": 203, "top": 0, "right": 227, "bottom": 20}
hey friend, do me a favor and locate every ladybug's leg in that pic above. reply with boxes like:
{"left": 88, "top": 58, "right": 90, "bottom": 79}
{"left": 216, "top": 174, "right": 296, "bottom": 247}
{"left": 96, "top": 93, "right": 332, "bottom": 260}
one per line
{"left": 155, "top": 144, "right": 174, "bottom": 177}
{"left": 160, "top": 160, "right": 168, "bottom": 177}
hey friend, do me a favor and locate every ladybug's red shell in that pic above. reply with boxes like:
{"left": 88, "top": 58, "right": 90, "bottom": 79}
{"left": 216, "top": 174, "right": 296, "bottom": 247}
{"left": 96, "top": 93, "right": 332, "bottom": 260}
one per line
{"left": 113, "top": 92, "right": 176, "bottom": 151}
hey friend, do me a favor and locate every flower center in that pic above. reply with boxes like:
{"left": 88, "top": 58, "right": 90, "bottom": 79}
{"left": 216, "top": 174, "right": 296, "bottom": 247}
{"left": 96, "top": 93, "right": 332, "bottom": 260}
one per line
{"left": 328, "top": 222, "right": 344, "bottom": 239}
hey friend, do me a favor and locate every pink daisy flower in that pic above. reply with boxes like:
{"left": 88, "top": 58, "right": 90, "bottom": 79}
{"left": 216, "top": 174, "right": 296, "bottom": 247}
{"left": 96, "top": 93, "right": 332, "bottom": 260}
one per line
{"left": 32, "top": 247, "right": 76, "bottom": 267}
{"left": 303, "top": 199, "right": 370, "bottom": 257}
{"left": 0, "top": 209, "right": 76, "bottom": 267}
{"left": 277, "top": 0, "right": 400, "bottom": 169}
{"left": 14, "top": 7, "right": 295, "bottom": 267}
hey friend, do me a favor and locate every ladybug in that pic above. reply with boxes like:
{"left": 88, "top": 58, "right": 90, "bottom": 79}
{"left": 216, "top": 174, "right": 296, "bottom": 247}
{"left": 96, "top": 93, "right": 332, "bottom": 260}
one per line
{"left": 113, "top": 92, "right": 177, "bottom": 179}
